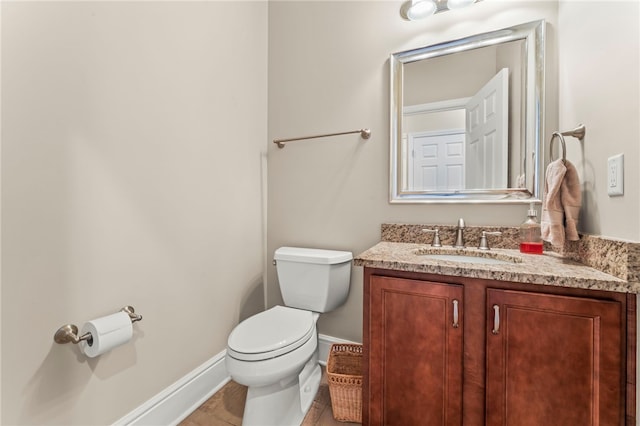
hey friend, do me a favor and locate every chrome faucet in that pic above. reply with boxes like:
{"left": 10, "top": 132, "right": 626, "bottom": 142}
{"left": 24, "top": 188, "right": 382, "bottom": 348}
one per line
{"left": 478, "top": 230, "right": 502, "bottom": 250}
{"left": 454, "top": 218, "right": 465, "bottom": 248}
{"left": 422, "top": 228, "right": 442, "bottom": 247}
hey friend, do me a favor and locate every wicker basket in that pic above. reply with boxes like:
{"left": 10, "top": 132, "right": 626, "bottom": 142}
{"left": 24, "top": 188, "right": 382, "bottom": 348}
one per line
{"left": 326, "top": 343, "right": 363, "bottom": 423}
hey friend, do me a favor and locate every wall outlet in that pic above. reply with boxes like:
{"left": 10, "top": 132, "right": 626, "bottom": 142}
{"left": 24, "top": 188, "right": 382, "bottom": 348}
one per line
{"left": 607, "top": 154, "right": 624, "bottom": 196}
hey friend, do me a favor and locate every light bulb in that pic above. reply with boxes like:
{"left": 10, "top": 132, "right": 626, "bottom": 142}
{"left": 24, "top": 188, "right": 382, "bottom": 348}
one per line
{"left": 446, "top": 0, "right": 475, "bottom": 9}
{"left": 407, "top": 0, "right": 436, "bottom": 20}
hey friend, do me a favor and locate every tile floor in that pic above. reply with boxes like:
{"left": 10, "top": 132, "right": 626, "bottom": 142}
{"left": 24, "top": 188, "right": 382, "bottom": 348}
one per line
{"left": 179, "top": 368, "right": 360, "bottom": 426}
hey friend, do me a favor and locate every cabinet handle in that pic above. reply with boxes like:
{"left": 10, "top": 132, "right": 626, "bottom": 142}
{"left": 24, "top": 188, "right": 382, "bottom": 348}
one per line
{"left": 492, "top": 304, "right": 500, "bottom": 335}
{"left": 452, "top": 300, "right": 459, "bottom": 328}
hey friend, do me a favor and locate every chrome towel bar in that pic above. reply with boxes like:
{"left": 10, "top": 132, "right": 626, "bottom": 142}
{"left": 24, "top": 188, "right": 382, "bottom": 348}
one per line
{"left": 273, "top": 128, "right": 371, "bottom": 149}
{"left": 54, "top": 305, "right": 142, "bottom": 345}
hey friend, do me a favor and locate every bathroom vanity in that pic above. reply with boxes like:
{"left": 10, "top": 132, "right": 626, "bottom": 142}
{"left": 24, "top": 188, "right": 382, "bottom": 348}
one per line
{"left": 355, "top": 228, "right": 640, "bottom": 425}
{"left": 359, "top": 11, "right": 640, "bottom": 425}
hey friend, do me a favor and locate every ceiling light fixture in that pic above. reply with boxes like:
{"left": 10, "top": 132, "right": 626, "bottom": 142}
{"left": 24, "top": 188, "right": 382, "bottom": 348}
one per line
{"left": 403, "top": 0, "right": 437, "bottom": 21}
{"left": 400, "top": 0, "right": 482, "bottom": 21}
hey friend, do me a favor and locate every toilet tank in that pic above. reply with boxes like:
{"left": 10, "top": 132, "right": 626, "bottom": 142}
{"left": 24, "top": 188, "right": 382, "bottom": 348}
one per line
{"left": 274, "top": 247, "right": 353, "bottom": 313}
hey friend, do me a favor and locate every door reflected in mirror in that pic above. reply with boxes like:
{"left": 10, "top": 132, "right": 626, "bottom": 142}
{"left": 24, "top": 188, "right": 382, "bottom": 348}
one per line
{"left": 390, "top": 20, "right": 545, "bottom": 203}
{"left": 404, "top": 67, "right": 511, "bottom": 192}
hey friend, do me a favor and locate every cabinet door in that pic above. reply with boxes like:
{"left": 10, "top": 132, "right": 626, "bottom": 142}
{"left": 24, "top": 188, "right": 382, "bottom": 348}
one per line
{"left": 367, "top": 276, "right": 463, "bottom": 425}
{"left": 486, "top": 289, "right": 623, "bottom": 425}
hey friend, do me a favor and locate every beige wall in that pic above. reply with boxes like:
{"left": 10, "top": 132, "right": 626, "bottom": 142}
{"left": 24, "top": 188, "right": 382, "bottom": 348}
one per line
{"left": 266, "top": 0, "right": 560, "bottom": 343}
{"left": 558, "top": 1, "right": 640, "bottom": 240}
{"left": 1, "top": 2, "right": 267, "bottom": 425}
{"left": 403, "top": 46, "right": 497, "bottom": 105}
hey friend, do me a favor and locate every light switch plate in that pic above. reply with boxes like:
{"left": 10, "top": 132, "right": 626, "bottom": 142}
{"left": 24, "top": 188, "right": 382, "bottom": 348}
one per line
{"left": 607, "top": 154, "right": 624, "bottom": 196}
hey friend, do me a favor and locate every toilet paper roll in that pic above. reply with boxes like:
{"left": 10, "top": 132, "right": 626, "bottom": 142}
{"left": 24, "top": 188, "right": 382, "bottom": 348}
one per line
{"left": 80, "top": 311, "right": 133, "bottom": 358}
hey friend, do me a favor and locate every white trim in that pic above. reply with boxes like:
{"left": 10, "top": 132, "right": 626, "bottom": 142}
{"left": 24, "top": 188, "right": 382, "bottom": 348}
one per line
{"left": 113, "top": 350, "right": 230, "bottom": 426}
{"left": 403, "top": 97, "right": 470, "bottom": 116}
{"left": 113, "top": 335, "right": 361, "bottom": 425}
{"left": 318, "top": 334, "right": 361, "bottom": 366}
{"left": 409, "top": 128, "right": 465, "bottom": 138}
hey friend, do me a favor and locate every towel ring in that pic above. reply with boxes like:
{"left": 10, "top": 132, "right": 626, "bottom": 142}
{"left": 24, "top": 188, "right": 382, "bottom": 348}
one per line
{"left": 549, "top": 132, "right": 567, "bottom": 163}
{"left": 549, "top": 124, "right": 586, "bottom": 164}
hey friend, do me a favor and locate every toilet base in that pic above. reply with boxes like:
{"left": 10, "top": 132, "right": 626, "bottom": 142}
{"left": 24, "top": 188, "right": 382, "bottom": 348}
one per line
{"left": 241, "top": 352, "right": 321, "bottom": 426}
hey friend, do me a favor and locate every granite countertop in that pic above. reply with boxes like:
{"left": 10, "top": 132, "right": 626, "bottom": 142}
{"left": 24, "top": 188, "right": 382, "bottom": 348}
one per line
{"left": 355, "top": 241, "right": 640, "bottom": 294}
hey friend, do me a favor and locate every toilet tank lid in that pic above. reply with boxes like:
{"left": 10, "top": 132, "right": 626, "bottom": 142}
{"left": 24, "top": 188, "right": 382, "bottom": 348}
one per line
{"left": 274, "top": 247, "right": 353, "bottom": 265}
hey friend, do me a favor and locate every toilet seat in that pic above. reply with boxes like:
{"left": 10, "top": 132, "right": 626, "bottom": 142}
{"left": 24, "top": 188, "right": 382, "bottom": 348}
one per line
{"left": 227, "top": 306, "right": 315, "bottom": 361}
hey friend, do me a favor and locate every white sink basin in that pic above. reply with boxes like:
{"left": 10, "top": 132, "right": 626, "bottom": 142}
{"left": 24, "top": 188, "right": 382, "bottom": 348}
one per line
{"left": 414, "top": 247, "right": 523, "bottom": 265}
{"left": 421, "top": 254, "right": 514, "bottom": 265}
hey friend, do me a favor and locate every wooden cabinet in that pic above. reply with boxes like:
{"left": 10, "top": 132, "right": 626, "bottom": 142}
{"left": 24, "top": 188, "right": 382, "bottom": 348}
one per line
{"left": 486, "top": 289, "right": 623, "bottom": 425}
{"left": 363, "top": 268, "right": 635, "bottom": 426}
{"left": 366, "top": 275, "right": 463, "bottom": 425}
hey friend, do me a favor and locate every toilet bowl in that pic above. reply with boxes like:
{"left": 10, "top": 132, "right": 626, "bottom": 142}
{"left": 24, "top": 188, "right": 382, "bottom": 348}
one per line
{"left": 226, "top": 306, "right": 321, "bottom": 425}
{"left": 225, "top": 247, "right": 352, "bottom": 426}
{"left": 226, "top": 305, "right": 318, "bottom": 386}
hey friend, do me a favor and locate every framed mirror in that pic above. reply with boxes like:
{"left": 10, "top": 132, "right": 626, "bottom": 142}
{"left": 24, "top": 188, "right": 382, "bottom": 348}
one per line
{"left": 390, "top": 20, "right": 545, "bottom": 203}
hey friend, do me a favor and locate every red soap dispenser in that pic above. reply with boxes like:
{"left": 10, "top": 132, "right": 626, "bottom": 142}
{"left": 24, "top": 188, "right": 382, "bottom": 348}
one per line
{"left": 520, "top": 204, "right": 543, "bottom": 254}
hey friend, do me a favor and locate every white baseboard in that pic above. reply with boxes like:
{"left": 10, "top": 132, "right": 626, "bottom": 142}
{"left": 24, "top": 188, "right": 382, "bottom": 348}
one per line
{"left": 318, "top": 334, "right": 360, "bottom": 366}
{"left": 114, "top": 334, "right": 360, "bottom": 425}
{"left": 113, "top": 350, "right": 229, "bottom": 426}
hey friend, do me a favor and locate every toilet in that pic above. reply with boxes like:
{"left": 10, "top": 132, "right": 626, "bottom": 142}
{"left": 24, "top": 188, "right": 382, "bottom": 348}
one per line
{"left": 225, "top": 246, "right": 353, "bottom": 426}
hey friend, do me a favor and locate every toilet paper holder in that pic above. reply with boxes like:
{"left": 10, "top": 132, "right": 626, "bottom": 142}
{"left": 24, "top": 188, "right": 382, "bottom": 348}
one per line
{"left": 54, "top": 305, "right": 143, "bottom": 345}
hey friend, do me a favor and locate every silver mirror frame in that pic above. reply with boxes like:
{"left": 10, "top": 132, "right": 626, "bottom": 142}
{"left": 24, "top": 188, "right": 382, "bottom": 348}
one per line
{"left": 390, "top": 20, "right": 545, "bottom": 204}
